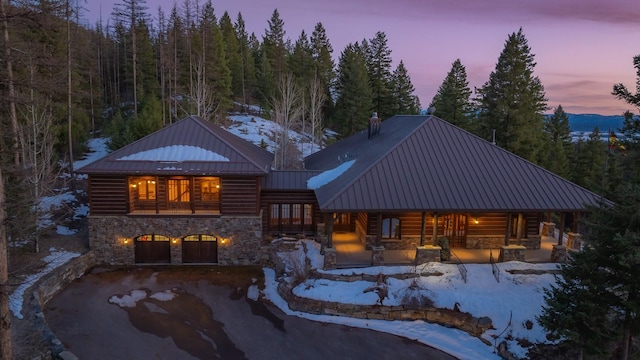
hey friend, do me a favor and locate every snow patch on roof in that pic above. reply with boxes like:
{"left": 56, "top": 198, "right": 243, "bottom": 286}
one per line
{"left": 117, "top": 145, "right": 229, "bottom": 162}
{"left": 307, "top": 160, "right": 355, "bottom": 190}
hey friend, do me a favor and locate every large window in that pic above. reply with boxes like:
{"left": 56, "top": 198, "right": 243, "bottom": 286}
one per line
{"left": 169, "top": 179, "right": 190, "bottom": 202}
{"left": 269, "top": 203, "right": 314, "bottom": 234}
{"left": 381, "top": 217, "right": 401, "bottom": 239}
{"left": 130, "top": 177, "right": 156, "bottom": 200}
{"left": 200, "top": 177, "right": 220, "bottom": 201}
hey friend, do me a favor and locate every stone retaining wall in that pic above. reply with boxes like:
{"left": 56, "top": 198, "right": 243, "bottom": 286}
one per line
{"left": 466, "top": 236, "right": 504, "bottom": 249}
{"left": 276, "top": 280, "right": 493, "bottom": 339}
{"left": 21, "top": 251, "right": 96, "bottom": 360}
{"left": 89, "top": 215, "right": 264, "bottom": 265}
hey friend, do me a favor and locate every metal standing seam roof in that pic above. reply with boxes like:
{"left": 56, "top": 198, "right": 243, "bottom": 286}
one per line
{"left": 262, "top": 170, "right": 323, "bottom": 190}
{"left": 77, "top": 115, "right": 274, "bottom": 176}
{"left": 304, "top": 115, "right": 607, "bottom": 212}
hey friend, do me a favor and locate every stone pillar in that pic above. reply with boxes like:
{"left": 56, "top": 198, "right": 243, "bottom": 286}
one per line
{"left": 371, "top": 246, "right": 385, "bottom": 266}
{"left": 323, "top": 247, "right": 337, "bottom": 270}
{"left": 541, "top": 222, "right": 555, "bottom": 237}
{"left": 498, "top": 245, "right": 526, "bottom": 262}
{"left": 316, "top": 223, "right": 326, "bottom": 236}
{"left": 551, "top": 245, "right": 568, "bottom": 263}
{"left": 170, "top": 238, "right": 182, "bottom": 264}
{"left": 415, "top": 245, "right": 441, "bottom": 264}
{"left": 567, "top": 232, "right": 582, "bottom": 250}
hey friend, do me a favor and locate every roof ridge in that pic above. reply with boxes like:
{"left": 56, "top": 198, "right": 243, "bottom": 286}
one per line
{"left": 318, "top": 115, "right": 431, "bottom": 208}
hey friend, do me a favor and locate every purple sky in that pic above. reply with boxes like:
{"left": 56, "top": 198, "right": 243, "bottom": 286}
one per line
{"left": 87, "top": 0, "right": 640, "bottom": 115}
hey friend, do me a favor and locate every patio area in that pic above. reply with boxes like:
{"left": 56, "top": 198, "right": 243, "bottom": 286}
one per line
{"left": 332, "top": 231, "right": 562, "bottom": 268}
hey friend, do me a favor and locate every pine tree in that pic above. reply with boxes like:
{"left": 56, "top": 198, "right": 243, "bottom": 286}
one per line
{"left": 220, "top": 11, "right": 242, "bottom": 103}
{"left": 570, "top": 127, "right": 606, "bottom": 191}
{"left": 539, "top": 185, "right": 640, "bottom": 360}
{"left": 542, "top": 105, "right": 572, "bottom": 178}
{"left": 332, "top": 42, "right": 372, "bottom": 136}
{"left": 234, "top": 13, "right": 257, "bottom": 107}
{"left": 391, "top": 60, "right": 420, "bottom": 115}
{"left": 364, "top": 31, "right": 394, "bottom": 119}
{"left": 429, "top": 59, "right": 475, "bottom": 131}
{"left": 310, "top": 22, "right": 335, "bottom": 114}
{"left": 263, "top": 9, "right": 288, "bottom": 83}
{"left": 288, "top": 30, "right": 314, "bottom": 85}
{"left": 477, "top": 28, "right": 547, "bottom": 163}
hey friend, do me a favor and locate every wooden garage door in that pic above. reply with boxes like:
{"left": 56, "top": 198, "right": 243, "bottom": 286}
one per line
{"left": 134, "top": 234, "right": 171, "bottom": 263}
{"left": 182, "top": 235, "right": 218, "bottom": 263}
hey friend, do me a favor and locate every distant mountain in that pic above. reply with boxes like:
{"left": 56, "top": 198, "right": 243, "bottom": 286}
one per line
{"left": 565, "top": 113, "right": 624, "bottom": 133}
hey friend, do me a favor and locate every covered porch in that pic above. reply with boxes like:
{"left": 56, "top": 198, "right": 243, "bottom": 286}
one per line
{"left": 330, "top": 229, "right": 571, "bottom": 269}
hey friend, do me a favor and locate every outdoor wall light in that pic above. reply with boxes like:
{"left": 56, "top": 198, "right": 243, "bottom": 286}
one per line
{"left": 172, "top": 238, "right": 178, "bottom": 244}
{"left": 220, "top": 237, "right": 228, "bottom": 244}
{"left": 474, "top": 218, "right": 479, "bottom": 224}
{"left": 121, "top": 237, "right": 130, "bottom": 244}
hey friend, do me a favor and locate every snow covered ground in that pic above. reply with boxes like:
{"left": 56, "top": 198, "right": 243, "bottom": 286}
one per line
{"left": 262, "top": 240, "right": 559, "bottom": 360}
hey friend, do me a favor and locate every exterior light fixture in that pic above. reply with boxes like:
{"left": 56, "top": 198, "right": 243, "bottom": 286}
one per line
{"left": 474, "top": 218, "right": 479, "bottom": 224}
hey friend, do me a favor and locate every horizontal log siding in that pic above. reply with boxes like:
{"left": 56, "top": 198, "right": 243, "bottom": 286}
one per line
{"left": 525, "top": 213, "right": 542, "bottom": 236}
{"left": 260, "top": 191, "right": 320, "bottom": 235}
{"left": 89, "top": 175, "right": 128, "bottom": 215}
{"left": 221, "top": 177, "right": 260, "bottom": 215}
{"left": 466, "top": 213, "right": 507, "bottom": 236}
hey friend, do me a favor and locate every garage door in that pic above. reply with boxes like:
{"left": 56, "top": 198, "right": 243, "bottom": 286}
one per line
{"left": 182, "top": 234, "right": 218, "bottom": 263}
{"left": 134, "top": 234, "right": 171, "bottom": 263}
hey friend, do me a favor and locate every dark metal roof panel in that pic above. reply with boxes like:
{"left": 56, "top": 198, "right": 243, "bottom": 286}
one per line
{"left": 310, "top": 115, "right": 605, "bottom": 212}
{"left": 262, "top": 170, "right": 322, "bottom": 190}
{"left": 78, "top": 116, "right": 274, "bottom": 176}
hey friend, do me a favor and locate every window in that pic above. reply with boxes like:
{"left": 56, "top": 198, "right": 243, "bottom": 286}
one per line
{"left": 270, "top": 204, "right": 280, "bottom": 226}
{"left": 200, "top": 177, "right": 220, "bottom": 201}
{"left": 381, "top": 217, "right": 401, "bottom": 239}
{"left": 184, "top": 234, "right": 217, "bottom": 241}
{"left": 303, "top": 204, "right": 312, "bottom": 224}
{"left": 281, "top": 204, "right": 291, "bottom": 225}
{"left": 168, "top": 179, "right": 190, "bottom": 202}
{"left": 292, "top": 204, "right": 301, "bottom": 225}
{"left": 130, "top": 177, "right": 156, "bottom": 200}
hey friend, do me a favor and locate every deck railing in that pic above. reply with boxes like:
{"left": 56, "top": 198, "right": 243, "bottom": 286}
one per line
{"left": 449, "top": 250, "right": 468, "bottom": 283}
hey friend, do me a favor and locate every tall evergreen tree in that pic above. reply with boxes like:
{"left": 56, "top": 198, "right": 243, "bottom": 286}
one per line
{"left": 288, "top": 30, "right": 314, "bottom": 85}
{"left": 220, "top": 11, "right": 242, "bottom": 102}
{"left": 542, "top": 105, "right": 572, "bottom": 178}
{"left": 391, "top": 60, "right": 420, "bottom": 115}
{"left": 429, "top": 59, "right": 475, "bottom": 131}
{"left": 263, "top": 9, "right": 288, "bottom": 83}
{"left": 234, "top": 12, "right": 256, "bottom": 107}
{"left": 539, "top": 185, "right": 640, "bottom": 360}
{"left": 570, "top": 127, "right": 606, "bottom": 191}
{"left": 332, "top": 42, "right": 372, "bottom": 136}
{"left": 363, "top": 31, "right": 394, "bottom": 119}
{"left": 310, "top": 22, "right": 335, "bottom": 113}
{"left": 477, "top": 28, "right": 547, "bottom": 163}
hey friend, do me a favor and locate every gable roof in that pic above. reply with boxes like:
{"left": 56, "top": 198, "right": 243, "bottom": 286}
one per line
{"left": 78, "top": 115, "right": 274, "bottom": 176}
{"left": 304, "top": 115, "right": 605, "bottom": 212}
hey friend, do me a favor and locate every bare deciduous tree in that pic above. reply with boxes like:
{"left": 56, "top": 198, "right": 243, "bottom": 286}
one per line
{"left": 272, "top": 73, "right": 303, "bottom": 169}
{"left": 308, "top": 72, "right": 326, "bottom": 153}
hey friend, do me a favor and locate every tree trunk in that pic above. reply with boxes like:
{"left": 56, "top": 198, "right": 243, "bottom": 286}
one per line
{"left": 67, "top": 0, "right": 74, "bottom": 174}
{"left": 1, "top": 0, "right": 20, "bottom": 166}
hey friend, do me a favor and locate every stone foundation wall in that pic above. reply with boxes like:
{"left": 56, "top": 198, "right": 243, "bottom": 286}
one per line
{"left": 466, "top": 236, "right": 504, "bottom": 249}
{"left": 89, "top": 215, "right": 264, "bottom": 265}
{"left": 518, "top": 235, "right": 541, "bottom": 249}
{"left": 365, "top": 236, "right": 419, "bottom": 250}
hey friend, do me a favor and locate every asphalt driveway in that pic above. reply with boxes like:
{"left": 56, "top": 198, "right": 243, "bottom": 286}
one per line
{"left": 45, "top": 266, "right": 456, "bottom": 360}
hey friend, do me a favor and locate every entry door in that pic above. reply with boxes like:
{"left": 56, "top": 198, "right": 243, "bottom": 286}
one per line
{"left": 333, "top": 213, "right": 352, "bottom": 232}
{"left": 134, "top": 234, "right": 171, "bottom": 263}
{"left": 443, "top": 214, "right": 467, "bottom": 248}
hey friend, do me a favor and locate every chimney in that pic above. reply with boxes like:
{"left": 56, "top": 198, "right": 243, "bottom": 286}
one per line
{"left": 368, "top": 112, "right": 381, "bottom": 139}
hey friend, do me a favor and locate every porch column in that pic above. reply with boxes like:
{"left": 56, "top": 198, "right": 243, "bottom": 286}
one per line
{"left": 420, "top": 212, "right": 426, "bottom": 246}
{"left": 155, "top": 176, "right": 160, "bottom": 214}
{"left": 432, "top": 212, "right": 438, "bottom": 245}
{"left": 376, "top": 212, "right": 382, "bottom": 247}
{"left": 190, "top": 176, "right": 196, "bottom": 214}
{"left": 325, "top": 213, "right": 334, "bottom": 248}
{"left": 558, "top": 213, "right": 566, "bottom": 246}
{"left": 505, "top": 213, "right": 512, "bottom": 246}
{"left": 516, "top": 213, "right": 524, "bottom": 245}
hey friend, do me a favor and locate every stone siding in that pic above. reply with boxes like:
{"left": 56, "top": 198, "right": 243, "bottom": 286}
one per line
{"left": 365, "top": 236, "right": 419, "bottom": 250}
{"left": 89, "top": 215, "right": 263, "bottom": 265}
{"left": 277, "top": 280, "right": 492, "bottom": 339}
{"left": 466, "top": 236, "right": 504, "bottom": 249}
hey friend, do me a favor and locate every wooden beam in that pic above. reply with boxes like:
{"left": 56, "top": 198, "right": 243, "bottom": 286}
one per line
{"left": 558, "top": 213, "right": 566, "bottom": 246}
{"left": 505, "top": 213, "right": 512, "bottom": 246}
{"left": 516, "top": 213, "right": 524, "bottom": 245}
{"left": 376, "top": 212, "right": 382, "bottom": 247}
{"left": 325, "top": 213, "right": 334, "bottom": 248}
{"left": 432, "top": 212, "right": 438, "bottom": 245}
{"left": 420, "top": 212, "right": 426, "bottom": 246}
